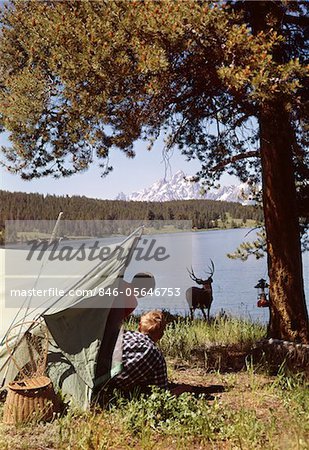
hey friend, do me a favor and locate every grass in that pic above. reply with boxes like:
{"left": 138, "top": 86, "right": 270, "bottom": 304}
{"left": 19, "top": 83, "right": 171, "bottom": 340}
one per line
{"left": 126, "top": 315, "right": 266, "bottom": 369}
{"left": 1, "top": 371, "right": 307, "bottom": 449}
{"left": 127, "top": 315, "right": 266, "bottom": 347}
{"left": 216, "top": 213, "right": 258, "bottom": 230}
{"left": 0, "top": 317, "right": 308, "bottom": 450}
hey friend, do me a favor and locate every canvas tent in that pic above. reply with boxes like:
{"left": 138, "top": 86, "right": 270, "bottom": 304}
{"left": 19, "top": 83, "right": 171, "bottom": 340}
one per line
{"left": 0, "top": 227, "right": 143, "bottom": 409}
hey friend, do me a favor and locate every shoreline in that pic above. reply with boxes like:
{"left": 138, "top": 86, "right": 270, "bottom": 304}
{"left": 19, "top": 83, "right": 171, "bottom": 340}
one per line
{"left": 1, "top": 225, "right": 260, "bottom": 248}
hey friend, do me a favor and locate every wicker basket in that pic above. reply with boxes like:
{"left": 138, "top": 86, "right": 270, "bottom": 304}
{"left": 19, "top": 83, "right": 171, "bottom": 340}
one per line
{"left": 3, "top": 376, "right": 60, "bottom": 425}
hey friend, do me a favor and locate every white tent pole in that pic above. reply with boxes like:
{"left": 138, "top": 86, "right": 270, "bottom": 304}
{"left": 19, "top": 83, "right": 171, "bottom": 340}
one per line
{"left": 0, "top": 212, "right": 63, "bottom": 346}
{"left": 20, "top": 212, "right": 64, "bottom": 321}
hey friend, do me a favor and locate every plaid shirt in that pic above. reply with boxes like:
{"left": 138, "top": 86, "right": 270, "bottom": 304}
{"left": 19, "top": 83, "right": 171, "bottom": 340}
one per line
{"left": 110, "top": 331, "right": 168, "bottom": 391}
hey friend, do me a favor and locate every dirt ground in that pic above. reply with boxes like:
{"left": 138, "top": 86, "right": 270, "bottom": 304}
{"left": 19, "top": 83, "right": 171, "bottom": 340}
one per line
{"left": 0, "top": 366, "right": 307, "bottom": 450}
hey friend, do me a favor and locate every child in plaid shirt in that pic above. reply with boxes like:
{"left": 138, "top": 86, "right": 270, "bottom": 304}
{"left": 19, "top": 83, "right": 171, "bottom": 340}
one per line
{"left": 110, "top": 310, "right": 168, "bottom": 392}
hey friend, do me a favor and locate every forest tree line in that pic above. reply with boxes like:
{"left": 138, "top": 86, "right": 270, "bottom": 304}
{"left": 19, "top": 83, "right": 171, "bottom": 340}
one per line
{"left": 0, "top": 190, "right": 263, "bottom": 242}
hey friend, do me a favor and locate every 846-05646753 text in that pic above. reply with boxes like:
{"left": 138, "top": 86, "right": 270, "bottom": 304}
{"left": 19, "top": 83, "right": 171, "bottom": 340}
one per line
{"left": 9, "top": 287, "right": 181, "bottom": 298}
{"left": 97, "top": 287, "right": 181, "bottom": 297}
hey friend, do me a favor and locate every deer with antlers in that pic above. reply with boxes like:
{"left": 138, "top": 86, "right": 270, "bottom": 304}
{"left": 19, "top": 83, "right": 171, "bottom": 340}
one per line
{"left": 185, "top": 260, "right": 215, "bottom": 321}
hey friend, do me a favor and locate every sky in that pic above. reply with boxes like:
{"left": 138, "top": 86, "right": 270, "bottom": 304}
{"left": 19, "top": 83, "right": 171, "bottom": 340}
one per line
{"left": 0, "top": 132, "right": 240, "bottom": 200}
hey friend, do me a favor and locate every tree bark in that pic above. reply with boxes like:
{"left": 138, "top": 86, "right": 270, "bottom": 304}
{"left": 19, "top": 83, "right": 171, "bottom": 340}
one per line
{"left": 246, "top": 1, "right": 309, "bottom": 343}
{"left": 259, "top": 102, "right": 309, "bottom": 343}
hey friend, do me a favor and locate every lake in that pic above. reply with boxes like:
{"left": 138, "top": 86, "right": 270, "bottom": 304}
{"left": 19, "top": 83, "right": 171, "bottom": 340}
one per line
{"left": 126, "top": 228, "right": 309, "bottom": 321}
{"left": 0, "top": 228, "right": 308, "bottom": 333}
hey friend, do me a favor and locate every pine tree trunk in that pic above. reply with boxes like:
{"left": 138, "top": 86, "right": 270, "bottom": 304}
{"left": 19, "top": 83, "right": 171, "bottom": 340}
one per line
{"left": 259, "top": 102, "right": 309, "bottom": 343}
{"left": 246, "top": 1, "right": 309, "bottom": 343}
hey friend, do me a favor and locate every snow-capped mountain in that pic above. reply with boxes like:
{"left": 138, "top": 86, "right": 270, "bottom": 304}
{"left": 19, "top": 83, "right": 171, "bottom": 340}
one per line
{"left": 116, "top": 171, "right": 255, "bottom": 205}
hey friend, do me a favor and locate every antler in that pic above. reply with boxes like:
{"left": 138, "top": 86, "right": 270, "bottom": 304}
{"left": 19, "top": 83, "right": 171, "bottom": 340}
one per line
{"left": 207, "top": 259, "right": 215, "bottom": 278}
{"left": 187, "top": 267, "right": 205, "bottom": 285}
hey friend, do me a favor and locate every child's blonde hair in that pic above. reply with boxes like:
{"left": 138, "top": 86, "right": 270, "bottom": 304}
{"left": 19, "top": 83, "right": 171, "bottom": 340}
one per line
{"left": 139, "top": 310, "right": 166, "bottom": 337}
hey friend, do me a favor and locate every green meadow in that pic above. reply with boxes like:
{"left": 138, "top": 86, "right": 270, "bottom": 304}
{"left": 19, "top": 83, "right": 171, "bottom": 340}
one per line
{"left": 1, "top": 317, "right": 308, "bottom": 450}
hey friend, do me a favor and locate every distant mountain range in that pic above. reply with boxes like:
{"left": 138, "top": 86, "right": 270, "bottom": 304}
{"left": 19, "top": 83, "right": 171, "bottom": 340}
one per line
{"left": 116, "top": 170, "right": 255, "bottom": 205}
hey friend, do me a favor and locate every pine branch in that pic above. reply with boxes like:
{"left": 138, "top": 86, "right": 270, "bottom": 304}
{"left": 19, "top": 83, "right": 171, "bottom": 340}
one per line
{"left": 211, "top": 150, "right": 259, "bottom": 171}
